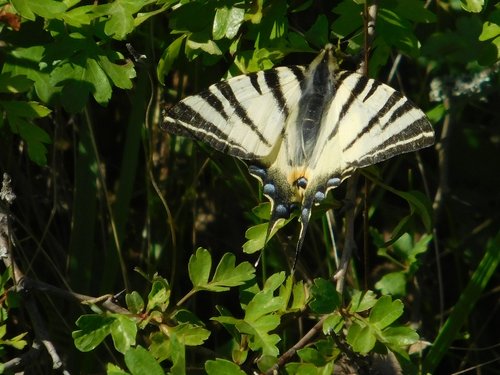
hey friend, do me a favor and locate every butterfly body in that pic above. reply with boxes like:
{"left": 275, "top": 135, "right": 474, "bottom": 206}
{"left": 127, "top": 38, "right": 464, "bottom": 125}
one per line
{"left": 162, "top": 45, "right": 434, "bottom": 265}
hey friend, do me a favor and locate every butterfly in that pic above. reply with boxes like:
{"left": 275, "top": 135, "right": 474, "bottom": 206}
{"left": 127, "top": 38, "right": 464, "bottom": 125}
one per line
{"left": 162, "top": 44, "right": 434, "bottom": 267}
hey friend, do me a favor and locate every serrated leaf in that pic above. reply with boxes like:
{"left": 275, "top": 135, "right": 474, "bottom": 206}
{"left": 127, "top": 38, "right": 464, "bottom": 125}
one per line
{"left": 124, "top": 346, "right": 165, "bottom": 375}
{"left": 98, "top": 54, "right": 135, "bottom": 90}
{"left": 346, "top": 322, "right": 376, "bottom": 354}
{"left": 188, "top": 248, "right": 212, "bottom": 288}
{"left": 208, "top": 253, "right": 255, "bottom": 292}
{"left": 62, "top": 5, "right": 96, "bottom": 27}
{"left": 236, "top": 317, "right": 281, "bottom": 356}
{"left": 72, "top": 315, "right": 115, "bottom": 352}
{"left": 110, "top": 315, "right": 137, "bottom": 354}
{"left": 99, "top": 0, "right": 146, "bottom": 40}
{"left": 205, "top": 358, "right": 246, "bottom": 375}
{"left": 245, "top": 290, "right": 284, "bottom": 322}
{"left": 375, "top": 272, "right": 407, "bottom": 297}
{"left": 369, "top": 296, "right": 403, "bottom": 329}
{"left": 349, "top": 290, "right": 378, "bottom": 313}
{"left": 170, "top": 323, "right": 210, "bottom": 346}
{"left": 309, "top": 278, "right": 341, "bottom": 314}
{"left": 147, "top": 278, "right": 170, "bottom": 312}
{"left": 322, "top": 313, "right": 344, "bottom": 335}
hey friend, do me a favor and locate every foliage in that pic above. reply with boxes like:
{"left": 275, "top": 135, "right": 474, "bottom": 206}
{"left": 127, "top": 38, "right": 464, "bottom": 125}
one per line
{"left": 0, "top": 0, "right": 499, "bottom": 374}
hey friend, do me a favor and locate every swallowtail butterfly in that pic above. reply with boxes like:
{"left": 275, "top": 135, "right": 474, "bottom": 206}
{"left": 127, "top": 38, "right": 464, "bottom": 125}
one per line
{"left": 162, "top": 45, "right": 434, "bottom": 267}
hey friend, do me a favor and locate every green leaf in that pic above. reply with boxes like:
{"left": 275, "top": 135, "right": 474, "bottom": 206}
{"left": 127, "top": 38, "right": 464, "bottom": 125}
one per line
{"left": 111, "top": 315, "right": 137, "bottom": 354}
{"left": 126, "top": 291, "right": 145, "bottom": 314}
{"left": 305, "top": 15, "right": 329, "bottom": 48}
{"left": 124, "top": 346, "right": 165, "bottom": 375}
{"left": 346, "top": 322, "right": 376, "bottom": 354}
{"left": 377, "top": 8, "right": 419, "bottom": 57}
{"left": 461, "top": 0, "right": 484, "bottom": 13}
{"left": 148, "top": 332, "right": 171, "bottom": 362}
{"left": 208, "top": 253, "right": 255, "bottom": 291}
{"left": 322, "top": 313, "right": 344, "bottom": 335}
{"left": 243, "top": 215, "right": 293, "bottom": 254}
{"left": 170, "top": 323, "right": 210, "bottom": 346}
{"left": 98, "top": 54, "right": 136, "bottom": 90}
{"left": 72, "top": 315, "right": 115, "bottom": 352}
{"left": 1, "top": 100, "right": 52, "bottom": 165}
{"left": 394, "top": 0, "right": 437, "bottom": 23}
{"left": 331, "top": 0, "right": 364, "bottom": 39}
{"left": 237, "top": 317, "right": 281, "bottom": 356}
{"left": 205, "top": 358, "right": 246, "bottom": 375}
{"left": 85, "top": 58, "right": 112, "bottom": 105}
{"left": 369, "top": 296, "right": 404, "bottom": 329}
{"left": 147, "top": 277, "right": 170, "bottom": 312}
{"left": 186, "top": 32, "right": 223, "bottom": 58}
{"left": 290, "top": 280, "right": 307, "bottom": 311}
{"left": 263, "top": 272, "right": 286, "bottom": 293}
{"left": 11, "top": 0, "right": 67, "bottom": 20}
{"left": 375, "top": 272, "right": 407, "bottom": 297}
{"left": 3, "top": 46, "right": 59, "bottom": 103}
{"left": 62, "top": 5, "right": 96, "bottom": 27}
{"left": 349, "top": 290, "right": 377, "bottom": 313}
{"left": 381, "top": 326, "right": 419, "bottom": 347}
{"left": 245, "top": 290, "right": 284, "bottom": 322}
{"left": 157, "top": 36, "right": 185, "bottom": 85}
{"left": 107, "top": 363, "right": 130, "bottom": 375}
{"left": 213, "top": 6, "right": 245, "bottom": 40}
{"left": 297, "top": 347, "right": 326, "bottom": 366}
{"left": 0, "top": 74, "right": 33, "bottom": 94}
{"left": 189, "top": 248, "right": 212, "bottom": 288}
{"left": 309, "top": 278, "right": 341, "bottom": 314}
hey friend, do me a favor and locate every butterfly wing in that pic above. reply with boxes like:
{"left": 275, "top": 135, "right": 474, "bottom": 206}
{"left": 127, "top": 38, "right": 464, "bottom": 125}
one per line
{"left": 162, "top": 66, "right": 306, "bottom": 160}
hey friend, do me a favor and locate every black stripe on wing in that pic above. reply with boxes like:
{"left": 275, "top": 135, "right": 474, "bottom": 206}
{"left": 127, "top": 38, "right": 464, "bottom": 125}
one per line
{"left": 325, "top": 72, "right": 370, "bottom": 142}
{"left": 215, "top": 81, "right": 272, "bottom": 148}
{"left": 352, "top": 117, "right": 434, "bottom": 167}
{"left": 164, "top": 102, "right": 259, "bottom": 159}
{"left": 342, "top": 90, "right": 401, "bottom": 152}
{"left": 264, "top": 70, "right": 290, "bottom": 119}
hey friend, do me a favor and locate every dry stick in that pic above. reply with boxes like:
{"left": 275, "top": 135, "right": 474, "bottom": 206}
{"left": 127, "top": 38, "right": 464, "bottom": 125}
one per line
{"left": 431, "top": 97, "right": 451, "bottom": 327}
{"left": 335, "top": 1, "right": 377, "bottom": 294}
{"left": 265, "top": 315, "right": 329, "bottom": 374}
{"left": 0, "top": 174, "right": 70, "bottom": 374}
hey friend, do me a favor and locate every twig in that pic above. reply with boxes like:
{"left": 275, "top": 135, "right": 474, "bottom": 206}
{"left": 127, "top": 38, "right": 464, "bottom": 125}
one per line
{"left": 1, "top": 173, "right": 70, "bottom": 374}
{"left": 265, "top": 314, "right": 329, "bottom": 375}
{"left": 335, "top": 2, "right": 377, "bottom": 294}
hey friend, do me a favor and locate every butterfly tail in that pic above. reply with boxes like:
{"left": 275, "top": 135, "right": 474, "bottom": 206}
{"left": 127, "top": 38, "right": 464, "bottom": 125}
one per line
{"left": 292, "top": 197, "right": 314, "bottom": 271}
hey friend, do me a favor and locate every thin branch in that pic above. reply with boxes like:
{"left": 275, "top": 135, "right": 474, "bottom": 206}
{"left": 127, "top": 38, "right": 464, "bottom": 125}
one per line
{"left": 265, "top": 314, "right": 330, "bottom": 375}
{"left": 1, "top": 173, "right": 70, "bottom": 374}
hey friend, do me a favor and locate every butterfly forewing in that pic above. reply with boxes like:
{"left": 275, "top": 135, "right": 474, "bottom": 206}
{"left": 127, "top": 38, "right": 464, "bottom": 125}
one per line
{"left": 163, "top": 66, "right": 306, "bottom": 160}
